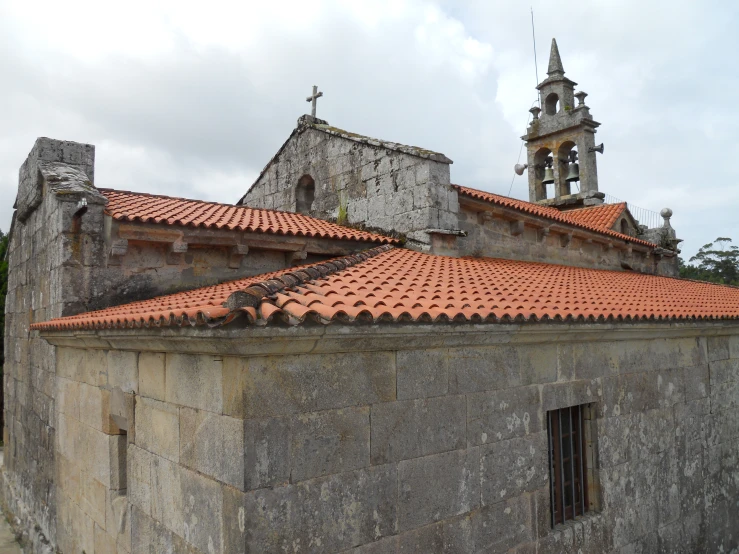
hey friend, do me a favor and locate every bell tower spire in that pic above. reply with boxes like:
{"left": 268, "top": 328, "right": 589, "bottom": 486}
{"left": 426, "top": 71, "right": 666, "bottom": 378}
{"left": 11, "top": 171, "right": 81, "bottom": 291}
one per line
{"left": 521, "top": 38, "right": 604, "bottom": 209}
{"left": 547, "top": 38, "right": 565, "bottom": 76}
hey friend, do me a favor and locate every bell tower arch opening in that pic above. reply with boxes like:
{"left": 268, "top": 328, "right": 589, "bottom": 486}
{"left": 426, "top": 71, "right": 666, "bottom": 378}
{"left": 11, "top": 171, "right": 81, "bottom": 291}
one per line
{"left": 533, "top": 147, "right": 553, "bottom": 201}
{"left": 545, "top": 93, "right": 560, "bottom": 116}
{"left": 296, "top": 174, "right": 315, "bottom": 214}
{"left": 556, "top": 141, "right": 579, "bottom": 197}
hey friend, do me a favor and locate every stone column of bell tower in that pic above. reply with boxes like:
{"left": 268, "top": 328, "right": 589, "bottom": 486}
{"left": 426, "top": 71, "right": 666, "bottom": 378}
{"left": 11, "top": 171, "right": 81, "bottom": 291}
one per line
{"left": 523, "top": 39, "right": 604, "bottom": 209}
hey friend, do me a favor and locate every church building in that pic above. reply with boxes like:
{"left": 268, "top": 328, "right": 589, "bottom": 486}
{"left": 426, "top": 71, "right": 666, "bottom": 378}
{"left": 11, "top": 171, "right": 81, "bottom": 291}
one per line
{"left": 2, "top": 39, "right": 738, "bottom": 553}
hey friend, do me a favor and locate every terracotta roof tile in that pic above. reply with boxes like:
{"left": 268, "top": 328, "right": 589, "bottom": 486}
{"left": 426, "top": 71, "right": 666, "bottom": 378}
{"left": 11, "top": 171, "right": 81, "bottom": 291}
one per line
{"left": 453, "top": 185, "right": 654, "bottom": 247}
{"left": 32, "top": 246, "right": 739, "bottom": 331}
{"left": 564, "top": 202, "right": 627, "bottom": 230}
{"left": 100, "top": 189, "right": 398, "bottom": 244}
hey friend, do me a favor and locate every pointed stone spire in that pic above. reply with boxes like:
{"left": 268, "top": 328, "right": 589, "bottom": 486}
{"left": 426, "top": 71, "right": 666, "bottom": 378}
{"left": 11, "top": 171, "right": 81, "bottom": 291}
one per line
{"left": 547, "top": 38, "right": 565, "bottom": 76}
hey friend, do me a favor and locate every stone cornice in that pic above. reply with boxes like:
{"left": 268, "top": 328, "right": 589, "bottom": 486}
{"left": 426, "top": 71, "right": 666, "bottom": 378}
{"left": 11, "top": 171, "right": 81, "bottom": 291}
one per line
{"left": 38, "top": 320, "right": 739, "bottom": 356}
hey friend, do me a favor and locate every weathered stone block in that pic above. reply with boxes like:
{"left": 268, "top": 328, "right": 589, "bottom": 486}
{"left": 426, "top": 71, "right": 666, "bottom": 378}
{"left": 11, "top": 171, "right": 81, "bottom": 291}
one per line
{"left": 94, "top": 523, "right": 117, "bottom": 553}
{"left": 348, "top": 522, "right": 444, "bottom": 553}
{"left": 708, "top": 336, "right": 730, "bottom": 362}
{"left": 519, "top": 344, "right": 558, "bottom": 385}
{"left": 180, "top": 407, "right": 244, "bottom": 488}
{"left": 128, "top": 444, "right": 153, "bottom": 515}
{"left": 371, "top": 396, "right": 465, "bottom": 464}
{"left": 136, "top": 396, "right": 180, "bottom": 462}
{"left": 180, "top": 465, "right": 224, "bottom": 553}
{"left": 224, "top": 352, "right": 395, "bottom": 418}
{"left": 244, "top": 464, "right": 397, "bottom": 553}
{"left": 467, "top": 384, "right": 541, "bottom": 446}
{"left": 244, "top": 417, "right": 290, "bottom": 490}
{"left": 131, "top": 506, "right": 200, "bottom": 554}
{"left": 683, "top": 364, "right": 710, "bottom": 401}
{"left": 107, "top": 350, "right": 139, "bottom": 394}
{"left": 541, "top": 379, "right": 602, "bottom": 412}
{"left": 165, "top": 353, "right": 223, "bottom": 412}
{"left": 709, "top": 358, "right": 739, "bottom": 385}
{"left": 56, "top": 376, "right": 80, "bottom": 420}
{"left": 597, "top": 414, "right": 633, "bottom": 468}
{"left": 56, "top": 347, "right": 87, "bottom": 383}
{"left": 291, "top": 406, "right": 369, "bottom": 481}
{"left": 396, "top": 348, "right": 449, "bottom": 399}
{"left": 443, "top": 494, "right": 533, "bottom": 553}
{"left": 150, "top": 454, "right": 183, "bottom": 537}
{"left": 398, "top": 448, "right": 480, "bottom": 531}
{"left": 139, "top": 352, "right": 166, "bottom": 401}
{"left": 85, "top": 348, "right": 109, "bottom": 386}
{"left": 481, "top": 433, "right": 548, "bottom": 505}
{"left": 80, "top": 472, "right": 107, "bottom": 528}
{"left": 448, "top": 346, "right": 520, "bottom": 394}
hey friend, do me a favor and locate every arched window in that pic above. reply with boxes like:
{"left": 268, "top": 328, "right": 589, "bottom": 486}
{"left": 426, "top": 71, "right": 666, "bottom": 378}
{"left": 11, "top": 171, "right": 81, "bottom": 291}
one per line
{"left": 296, "top": 175, "right": 315, "bottom": 214}
{"left": 545, "top": 93, "right": 560, "bottom": 116}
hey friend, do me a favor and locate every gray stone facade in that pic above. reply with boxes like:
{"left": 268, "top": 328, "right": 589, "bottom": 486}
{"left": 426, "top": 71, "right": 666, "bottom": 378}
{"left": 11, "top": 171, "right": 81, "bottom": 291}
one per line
{"left": 456, "top": 196, "right": 680, "bottom": 276}
{"left": 240, "top": 117, "right": 459, "bottom": 249}
{"left": 35, "top": 322, "right": 739, "bottom": 553}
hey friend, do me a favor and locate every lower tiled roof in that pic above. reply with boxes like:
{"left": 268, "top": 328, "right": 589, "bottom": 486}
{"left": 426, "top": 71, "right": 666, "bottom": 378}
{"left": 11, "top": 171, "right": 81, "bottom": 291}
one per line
{"left": 454, "top": 185, "right": 654, "bottom": 247}
{"left": 32, "top": 246, "right": 739, "bottom": 331}
{"left": 100, "top": 189, "right": 398, "bottom": 244}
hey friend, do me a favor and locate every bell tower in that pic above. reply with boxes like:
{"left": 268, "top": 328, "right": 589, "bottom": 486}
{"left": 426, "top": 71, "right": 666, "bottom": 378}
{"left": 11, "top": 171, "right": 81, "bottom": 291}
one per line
{"left": 522, "top": 39, "right": 604, "bottom": 208}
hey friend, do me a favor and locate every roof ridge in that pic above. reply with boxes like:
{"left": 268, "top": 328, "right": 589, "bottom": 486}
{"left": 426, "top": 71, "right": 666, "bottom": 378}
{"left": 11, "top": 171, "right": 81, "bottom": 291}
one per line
{"left": 566, "top": 201, "right": 627, "bottom": 212}
{"left": 99, "top": 187, "right": 319, "bottom": 218}
{"left": 224, "top": 244, "right": 394, "bottom": 311}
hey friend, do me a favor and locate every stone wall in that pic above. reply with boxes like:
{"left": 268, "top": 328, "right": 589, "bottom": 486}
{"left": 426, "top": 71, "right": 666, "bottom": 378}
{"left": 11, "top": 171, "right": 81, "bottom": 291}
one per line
{"left": 457, "top": 203, "right": 679, "bottom": 276}
{"left": 2, "top": 138, "right": 107, "bottom": 551}
{"left": 241, "top": 122, "right": 459, "bottom": 248}
{"left": 42, "top": 324, "right": 739, "bottom": 553}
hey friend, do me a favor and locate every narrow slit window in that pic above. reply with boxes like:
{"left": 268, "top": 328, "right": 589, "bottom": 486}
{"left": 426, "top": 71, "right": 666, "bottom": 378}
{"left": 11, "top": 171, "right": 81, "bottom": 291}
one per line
{"left": 548, "top": 405, "right": 589, "bottom": 526}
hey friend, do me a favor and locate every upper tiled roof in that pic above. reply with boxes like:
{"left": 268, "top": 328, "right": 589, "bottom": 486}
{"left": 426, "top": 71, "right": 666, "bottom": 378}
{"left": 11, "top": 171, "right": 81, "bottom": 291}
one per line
{"left": 32, "top": 246, "right": 739, "bottom": 331}
{"left": 454, "top": 185, "right": 654, "bottom": 247}
{"left": 101, "top": 189, "right": 398, "bottom": 244}
{"left": 564, "top": 202, "right": 626, "bottom": 231}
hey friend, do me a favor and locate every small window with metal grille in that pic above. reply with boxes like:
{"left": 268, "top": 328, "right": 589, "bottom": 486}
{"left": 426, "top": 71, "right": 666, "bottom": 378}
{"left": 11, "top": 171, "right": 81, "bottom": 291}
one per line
{"left": 547, "top": 404, "right": 595, "bottom": 526}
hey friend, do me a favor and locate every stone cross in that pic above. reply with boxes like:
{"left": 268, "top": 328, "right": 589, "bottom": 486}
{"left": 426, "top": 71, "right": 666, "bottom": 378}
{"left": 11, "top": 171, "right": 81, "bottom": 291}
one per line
{"left": 306, "top": 85, "right": 323, "bottom": 117}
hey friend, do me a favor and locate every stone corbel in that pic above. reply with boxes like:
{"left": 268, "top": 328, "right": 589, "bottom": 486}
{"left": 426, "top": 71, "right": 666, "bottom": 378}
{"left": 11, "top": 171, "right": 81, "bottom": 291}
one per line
{"left": 510, "top": 220, "right": 525, "bottom": 237}
{"left": 108, "top": 239, "right": 128, "bottom": 266}
{"left": 477, "top": 211, "right": 494, "bottom": 225}
{"left": 560, "top": 232, "right": 573, "bottom": 248}
{"left": 228, "top": 244, "right": 250, "bottom": 269}
{"left": 537, "top": 227, "right": 550, "bottom": 243}
{"left": 288, "top": 247, "right": 308, "bottom": 265}
{"left": 166, "top": 239, "right": 188, "bottom": 265}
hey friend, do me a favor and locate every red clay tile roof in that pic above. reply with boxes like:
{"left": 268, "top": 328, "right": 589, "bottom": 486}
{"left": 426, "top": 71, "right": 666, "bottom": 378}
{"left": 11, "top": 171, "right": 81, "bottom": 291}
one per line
{"left": 32, "top": 246, "right": 739, "bottom": 331}
{"left": 100, "top": 189, "right": 398, "bottom": 244}
{"left": 564, "top": 202, "right": 626, "bottom": 231}
{"left": 453, "top": 185, "right": 654, "bottom": 247}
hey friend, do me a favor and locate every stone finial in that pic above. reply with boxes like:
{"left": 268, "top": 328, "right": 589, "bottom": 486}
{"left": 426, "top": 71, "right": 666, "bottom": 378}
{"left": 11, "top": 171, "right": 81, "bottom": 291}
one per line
{"left": 575, "top": 91, "right": 588, "bottom": 106}
{"left": 660, "top": 208, "right": 673, "bottom": 227}
{"left": 547, "top": 38, "right": 565, "bottom": 75}
{"left": 529, "top": 106, "right": 541, "bottom": 121}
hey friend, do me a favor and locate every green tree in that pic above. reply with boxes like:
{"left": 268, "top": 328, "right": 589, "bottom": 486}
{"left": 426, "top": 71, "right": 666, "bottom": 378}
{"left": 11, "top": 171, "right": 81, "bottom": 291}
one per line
{"left": 679, "top": 237, "right": 739, "bottom": 285}
{"left": 0, "top": 229, "right": 6, "bottom": 367}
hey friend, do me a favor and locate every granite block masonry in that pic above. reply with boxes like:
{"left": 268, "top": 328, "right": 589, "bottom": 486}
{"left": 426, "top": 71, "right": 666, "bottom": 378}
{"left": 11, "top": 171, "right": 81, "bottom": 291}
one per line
{"left": 23, "top": 324, "right": 739, "bottom": 553}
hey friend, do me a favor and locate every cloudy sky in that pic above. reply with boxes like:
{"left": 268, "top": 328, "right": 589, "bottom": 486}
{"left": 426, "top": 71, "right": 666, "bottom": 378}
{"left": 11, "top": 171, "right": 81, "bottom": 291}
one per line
{"left": 1, "top": 0, "right": 737, "bottom": 260}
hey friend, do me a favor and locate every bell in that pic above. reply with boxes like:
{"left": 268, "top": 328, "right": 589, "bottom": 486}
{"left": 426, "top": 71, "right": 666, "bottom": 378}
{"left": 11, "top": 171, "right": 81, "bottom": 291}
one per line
{"left": 542, "top": 166, "right": 555, "bottom": 184}
{"left": 565, "top": 162, "right": 580, "bottom": 182}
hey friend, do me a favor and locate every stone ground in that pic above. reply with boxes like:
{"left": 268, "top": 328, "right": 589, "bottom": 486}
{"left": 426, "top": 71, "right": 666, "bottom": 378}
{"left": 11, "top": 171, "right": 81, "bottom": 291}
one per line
{"left": 0, "top": 451, "right": 21, "bottom": 554}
